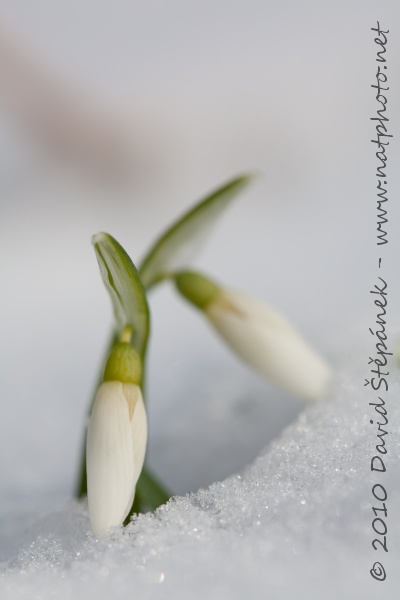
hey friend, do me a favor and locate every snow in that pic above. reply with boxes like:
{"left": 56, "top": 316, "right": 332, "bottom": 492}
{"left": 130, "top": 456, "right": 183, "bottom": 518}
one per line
{"left": 1, "top": 361, "right": 399, "bottom": 599}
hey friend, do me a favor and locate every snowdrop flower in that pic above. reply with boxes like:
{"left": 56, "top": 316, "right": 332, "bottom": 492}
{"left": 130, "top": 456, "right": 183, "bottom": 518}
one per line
{"left": 175, "top": 271, "right": 332, "bottom": 401}
{"left": 86, "top": 339, "right": 147, "bottom": 535}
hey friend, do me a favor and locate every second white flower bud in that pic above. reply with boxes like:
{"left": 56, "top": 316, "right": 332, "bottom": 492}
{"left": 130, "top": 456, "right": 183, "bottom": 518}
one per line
{"left": 175, "top": 271, "right": 332, "bottom": 401}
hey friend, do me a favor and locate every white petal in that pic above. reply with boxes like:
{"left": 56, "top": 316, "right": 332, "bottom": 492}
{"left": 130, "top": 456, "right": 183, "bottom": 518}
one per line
{"left": 212, "top": 288, "right": 296, "bottom": 333}
{"left": 206, "top": 290, "right": 332, "bottom": 401}
{"left": 121, "top": 384, "right": 148, "bottom": 521}
{"left": 86, "top": 381, "right": 146, "bottom": 535}
{"left": 124, "top": 385, "right": 147, "bottom": 485}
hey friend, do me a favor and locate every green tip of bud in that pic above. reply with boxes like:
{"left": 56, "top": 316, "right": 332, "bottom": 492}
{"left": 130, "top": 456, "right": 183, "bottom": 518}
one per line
{"left": 175, "top": 271, "right": 220, "bottom": 310}
{"left": 103, "top": 342, "right": 142, "bottom": 385}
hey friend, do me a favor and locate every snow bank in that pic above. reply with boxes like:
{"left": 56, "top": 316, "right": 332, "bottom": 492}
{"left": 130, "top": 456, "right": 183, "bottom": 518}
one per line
{"left": 2, "top": 365, "right": 399, "bottom": 600}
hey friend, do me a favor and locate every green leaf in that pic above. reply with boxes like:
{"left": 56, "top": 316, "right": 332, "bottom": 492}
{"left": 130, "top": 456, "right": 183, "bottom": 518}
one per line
{"left": 136, "top": 468, "right": 170, "bottom": 508}
{"left": 139, "top": 174, "right": 253, "bottom": 289}
{"left": 125, "top": 468, "right": 171, "bottom": 520}
{"left": 92, "top": 232, "right": 149, "bottom": 359}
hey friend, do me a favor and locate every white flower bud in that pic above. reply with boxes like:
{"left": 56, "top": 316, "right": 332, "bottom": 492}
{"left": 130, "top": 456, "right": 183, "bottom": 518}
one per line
{"left": 86, "top": 341, "right": 147, "bottom": 535}
{"left": 174, "top": 272, "right": 332, "bottom": 401}
{"left": 205, "top": 288, "right": 332, "bottom": 401}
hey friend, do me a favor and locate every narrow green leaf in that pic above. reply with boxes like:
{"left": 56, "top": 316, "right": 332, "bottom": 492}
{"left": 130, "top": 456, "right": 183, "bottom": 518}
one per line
{"left": 139, "top": 174, "right": 253, "bottom": 289}
{"left": 135, "top": 468, "right": 170, "bottom": 508}
{"left": 92, "top": 232, "right": 149, "bottom": 359}
{"left": 125, "top": 468, "right": 171, "bottom": 521}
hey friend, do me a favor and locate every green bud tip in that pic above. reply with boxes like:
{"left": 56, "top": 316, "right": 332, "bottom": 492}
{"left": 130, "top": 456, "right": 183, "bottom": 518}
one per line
{"left": 103, "top": 342, "right": 142, "bottom": 385}
{"left": 174, "top": 271, "right": 220, "bottom": 310}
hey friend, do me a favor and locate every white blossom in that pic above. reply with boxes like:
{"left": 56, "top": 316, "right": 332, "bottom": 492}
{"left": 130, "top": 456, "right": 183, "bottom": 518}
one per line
{"left": 205, "top": 289, "right": 332, "bottom": 401}
{"left": 86, "top": 380, "right": 147, "bottom": 535}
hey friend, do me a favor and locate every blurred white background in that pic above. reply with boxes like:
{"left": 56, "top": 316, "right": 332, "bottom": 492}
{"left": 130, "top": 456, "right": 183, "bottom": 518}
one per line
{"left": 0, "top": 0, "right": 399, "bottom": 515}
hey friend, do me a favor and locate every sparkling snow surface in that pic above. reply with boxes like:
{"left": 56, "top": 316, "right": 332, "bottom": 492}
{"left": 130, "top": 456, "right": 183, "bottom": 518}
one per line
{"left": 0, "top": 1, "right": 400, "bottom": 599}
{"left": 1, "top": 365, "right": 399, "bottom": 600}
